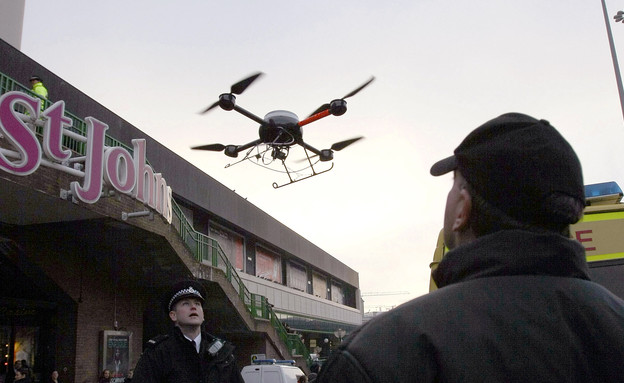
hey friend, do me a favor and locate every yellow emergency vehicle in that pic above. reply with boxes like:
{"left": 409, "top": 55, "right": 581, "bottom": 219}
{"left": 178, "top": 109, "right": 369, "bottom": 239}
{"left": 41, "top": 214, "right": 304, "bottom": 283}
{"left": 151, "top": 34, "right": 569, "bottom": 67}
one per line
{"left": 430, "top": 181, "right": 624, "bottom": 296}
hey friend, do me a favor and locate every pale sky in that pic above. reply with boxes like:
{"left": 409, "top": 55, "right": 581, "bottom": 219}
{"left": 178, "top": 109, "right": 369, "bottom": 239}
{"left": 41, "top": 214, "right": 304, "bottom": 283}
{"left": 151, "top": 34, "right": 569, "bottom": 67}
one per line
{"left": 18, "top": 0, "right": 624, "bottom": 310}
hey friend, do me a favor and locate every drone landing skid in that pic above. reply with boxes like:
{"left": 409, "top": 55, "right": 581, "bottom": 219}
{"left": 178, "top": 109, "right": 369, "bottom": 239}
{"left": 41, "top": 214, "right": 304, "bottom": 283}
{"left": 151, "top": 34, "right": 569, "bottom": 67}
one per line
{"left": 224, "top": 144, "right": 269, "bottom": 169}
{"left": 272, "top": 162, "right": 334, "bottom": 189}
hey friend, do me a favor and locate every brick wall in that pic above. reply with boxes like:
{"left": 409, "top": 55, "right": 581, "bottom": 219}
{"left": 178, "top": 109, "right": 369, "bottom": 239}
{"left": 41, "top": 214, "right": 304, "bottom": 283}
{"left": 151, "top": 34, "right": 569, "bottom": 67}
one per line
{"left": 14, "top": 224, "right": 147, "bottom": 383}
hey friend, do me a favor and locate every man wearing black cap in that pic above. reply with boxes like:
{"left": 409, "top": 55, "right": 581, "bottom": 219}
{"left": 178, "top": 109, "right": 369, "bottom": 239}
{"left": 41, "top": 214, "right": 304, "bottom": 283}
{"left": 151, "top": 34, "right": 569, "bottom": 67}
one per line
{"left": 132, "top": 280, "right": 244, "bottom": 383}
{"left": 317, "top": 113, "right": 624, "bottom": 382}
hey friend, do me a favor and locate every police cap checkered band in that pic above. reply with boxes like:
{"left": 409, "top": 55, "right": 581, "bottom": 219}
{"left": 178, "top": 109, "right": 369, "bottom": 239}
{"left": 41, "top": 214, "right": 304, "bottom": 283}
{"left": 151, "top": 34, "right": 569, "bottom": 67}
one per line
{"left": 168, "top": 281, "right": 206, "bottom": 311}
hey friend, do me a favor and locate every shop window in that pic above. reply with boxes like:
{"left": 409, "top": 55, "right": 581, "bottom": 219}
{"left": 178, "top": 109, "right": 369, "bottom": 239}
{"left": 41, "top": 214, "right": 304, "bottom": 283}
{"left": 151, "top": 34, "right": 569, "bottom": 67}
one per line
{"left": 331, "top": 281, "right": 345, "bottom": 305}
{"left": 343, "top": 285, "right": 356, "bottom": 308}
{"left": 209, "top": 224, "right": 245, "bottom": 271}
{"left": 287, "top": 262, "right": 307, "bottom": 292}
{"left": 256, "top": 247, "right": 282, "bottom": 283}
{"left": 313, "top": 272, "right": 328, "bottom": 299}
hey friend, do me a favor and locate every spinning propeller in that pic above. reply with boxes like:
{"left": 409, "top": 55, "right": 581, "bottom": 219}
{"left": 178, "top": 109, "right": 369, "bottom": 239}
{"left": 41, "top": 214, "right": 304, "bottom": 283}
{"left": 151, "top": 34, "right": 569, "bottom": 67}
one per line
{"left": 298, "top": 137, "right": 364, "bottom": 163}
{"left": 200, "top": 72, "right": 264, "bottom": 114}
{"left": 308, "top": 76, "right": 375, "bottom": 117}
{"left": 192, "top": 143, "right": 226, "bottom": 151}
{"left": 330, "top": 137, "right": 364, "bottom": 151}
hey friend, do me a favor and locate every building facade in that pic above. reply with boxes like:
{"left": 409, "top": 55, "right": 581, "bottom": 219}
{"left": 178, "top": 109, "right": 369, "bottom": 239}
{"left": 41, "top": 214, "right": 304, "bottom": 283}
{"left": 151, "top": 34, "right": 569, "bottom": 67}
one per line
{"left": 0, "top": 39, "right": 362, "bottom": 383}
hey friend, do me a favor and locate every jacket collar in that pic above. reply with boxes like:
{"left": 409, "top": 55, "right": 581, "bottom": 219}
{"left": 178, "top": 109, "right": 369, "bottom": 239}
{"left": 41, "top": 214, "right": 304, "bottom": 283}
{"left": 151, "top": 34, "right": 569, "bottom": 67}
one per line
{"left": 432, "top": 230, "right": 590, "bottom": 288}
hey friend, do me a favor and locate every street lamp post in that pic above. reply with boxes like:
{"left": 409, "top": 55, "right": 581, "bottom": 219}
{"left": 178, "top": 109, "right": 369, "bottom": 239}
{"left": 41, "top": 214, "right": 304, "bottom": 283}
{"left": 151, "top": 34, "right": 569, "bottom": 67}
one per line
{"left": 601, "top": 0, "right": 624, "bottom": 122}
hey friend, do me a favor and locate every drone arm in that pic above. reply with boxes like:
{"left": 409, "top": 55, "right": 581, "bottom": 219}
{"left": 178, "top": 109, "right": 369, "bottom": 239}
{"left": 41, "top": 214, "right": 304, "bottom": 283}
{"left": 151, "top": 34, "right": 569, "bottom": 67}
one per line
{"left": 233, "top": 105, "right": 266, "bottom": 125}
{"left": 236, "top": 138, "right": 263, "bottom": 152}
{"left": 297, "top": 109, "right": 331, "bottom": 127}
{"left": 299, "top": 141, "right": 323, "bottom": 156}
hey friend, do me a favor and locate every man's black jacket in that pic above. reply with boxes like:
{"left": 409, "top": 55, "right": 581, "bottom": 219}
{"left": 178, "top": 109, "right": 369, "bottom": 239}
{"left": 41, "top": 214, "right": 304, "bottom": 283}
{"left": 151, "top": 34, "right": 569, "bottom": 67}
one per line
{"left": 133, "top": 326, "right": 244, "bottom": 383}
{"left": 318, "top": 230, "right": 624, "bottom": 382}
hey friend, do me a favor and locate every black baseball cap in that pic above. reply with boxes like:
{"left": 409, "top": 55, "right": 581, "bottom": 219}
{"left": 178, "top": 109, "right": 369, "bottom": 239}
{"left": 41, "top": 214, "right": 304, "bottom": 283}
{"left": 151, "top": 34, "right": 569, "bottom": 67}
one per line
{"left": 430, "top": 113, "right": 585, "bottom": 225}
{"left": 167, "top": 280, "right": 206, "bottom": 312}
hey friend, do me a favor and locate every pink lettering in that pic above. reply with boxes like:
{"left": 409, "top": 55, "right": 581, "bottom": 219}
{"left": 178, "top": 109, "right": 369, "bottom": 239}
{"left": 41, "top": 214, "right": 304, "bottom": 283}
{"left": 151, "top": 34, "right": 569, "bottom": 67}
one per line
{"left": 0, "top": 92, "right": 173, "bottom": 223}
{"left": 166, "top": 186, "right": 172, "bottom": 223}
{"left": 42, "top": 101, "right": 72, "bottom": 162}
{"left": 0, "top": 92, "right": 42, "bottom": 175}
{"left": 104, "top": 146, "right": 136, "bottom": 194}
{"left": 153, "top": 173, "right": 163, "bottom": 212}
{"left": 70, "top": 117, "right": 108, "bottom": 203}
{"left": 132, "top": 139, "right": 155, "bottom": 206}
{"left": 130, "top": 140, "right": 172, "bottom": 223}
{"left": 157, "top": 174, "right": 169, "bottom": 217}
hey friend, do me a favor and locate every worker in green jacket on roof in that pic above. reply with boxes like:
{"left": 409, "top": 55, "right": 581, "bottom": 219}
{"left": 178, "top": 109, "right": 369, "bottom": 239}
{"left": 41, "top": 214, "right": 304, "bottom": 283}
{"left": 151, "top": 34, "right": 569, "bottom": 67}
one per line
{"left": 30, "top": 75, "right": 48, "bottom": 110}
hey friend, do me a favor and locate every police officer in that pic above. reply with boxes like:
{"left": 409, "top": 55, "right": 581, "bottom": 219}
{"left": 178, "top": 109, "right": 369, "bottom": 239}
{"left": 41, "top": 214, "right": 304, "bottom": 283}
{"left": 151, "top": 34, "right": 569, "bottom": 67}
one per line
{"left": 132, "top": 280, "right": 244, "bottom": 383}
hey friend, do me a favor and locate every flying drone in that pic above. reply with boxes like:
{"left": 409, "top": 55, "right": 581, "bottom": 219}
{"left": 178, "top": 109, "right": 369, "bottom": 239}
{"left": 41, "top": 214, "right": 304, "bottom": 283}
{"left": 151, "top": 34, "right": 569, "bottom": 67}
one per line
{"left": 192, "top": 72, "right": 374, "bottom": 188}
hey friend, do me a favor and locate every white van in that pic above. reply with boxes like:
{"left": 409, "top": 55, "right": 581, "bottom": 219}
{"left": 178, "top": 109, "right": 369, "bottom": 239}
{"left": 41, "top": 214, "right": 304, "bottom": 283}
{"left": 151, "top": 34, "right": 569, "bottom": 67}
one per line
{"left": 241, "top": 359, "right": 306, "bottom": 383}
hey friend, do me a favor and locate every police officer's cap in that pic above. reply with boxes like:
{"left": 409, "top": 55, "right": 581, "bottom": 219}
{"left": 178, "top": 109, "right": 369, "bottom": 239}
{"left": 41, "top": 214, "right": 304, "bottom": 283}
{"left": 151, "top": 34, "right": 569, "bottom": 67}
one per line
{"left": 167, "top": 280, "right": 206, "bottom": 312}
{"left": 30, "top": 75, "right": 42, "bottom": 82}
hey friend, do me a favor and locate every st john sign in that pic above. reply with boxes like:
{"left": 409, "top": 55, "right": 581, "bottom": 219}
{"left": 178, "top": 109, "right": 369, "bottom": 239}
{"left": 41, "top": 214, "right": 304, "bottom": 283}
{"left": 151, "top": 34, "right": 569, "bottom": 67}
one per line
{"left": 0, "top": 91, "right": 173, "bottom": 223}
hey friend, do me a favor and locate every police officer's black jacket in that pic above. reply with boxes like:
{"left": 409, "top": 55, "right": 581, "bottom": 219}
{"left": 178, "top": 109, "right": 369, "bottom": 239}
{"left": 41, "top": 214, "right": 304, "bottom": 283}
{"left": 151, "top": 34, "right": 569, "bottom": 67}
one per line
{"left": 318, "top": 230, "right": 624, "bottom": 382}
{"left": 132, "top": 326, "right": 244, "bottom": 383}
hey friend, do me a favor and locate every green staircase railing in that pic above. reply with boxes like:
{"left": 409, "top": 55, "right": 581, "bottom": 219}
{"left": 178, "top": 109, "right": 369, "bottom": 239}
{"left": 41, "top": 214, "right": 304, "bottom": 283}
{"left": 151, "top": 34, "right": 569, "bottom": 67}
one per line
{"left": 0, "top": 71, "right": 312, "bottom": 366}
{"left": 171, "top": 198, "right": 312, "bottom": 365}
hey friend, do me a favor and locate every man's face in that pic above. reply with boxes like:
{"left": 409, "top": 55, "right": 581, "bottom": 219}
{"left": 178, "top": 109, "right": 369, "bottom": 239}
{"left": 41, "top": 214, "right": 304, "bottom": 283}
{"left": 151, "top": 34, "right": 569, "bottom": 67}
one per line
{"left": 170, "top": 297, "right": 204, "bottom": 327}
{"left": 443, "top": 170, "right": 468, "bottom": 250}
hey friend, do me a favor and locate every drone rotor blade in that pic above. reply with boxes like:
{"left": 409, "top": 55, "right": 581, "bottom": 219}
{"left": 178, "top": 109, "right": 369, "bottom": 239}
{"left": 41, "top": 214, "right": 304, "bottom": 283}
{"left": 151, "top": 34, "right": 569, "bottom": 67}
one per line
{"left": 342, "top": 76, "right": 375, "bottom": 99}
{"left": 331, "top": 137, "right": 364, "bottom": 151}
{"left": 306, "top": 77, "right": 374, "bottom": 118}
{"left": 231, "top": 72, "right": 264, "bottom": 95}
{"left": 200, "top": 72, "right": 263, "bottom": 114}
{"left": 191, "top": 143, "right": 226, "bottom": 151}
{"left": 295, "top": 154, "right": 319, "bottom": 163}
{"left": 199, "top": 101, "right": 220, "bottom": 114}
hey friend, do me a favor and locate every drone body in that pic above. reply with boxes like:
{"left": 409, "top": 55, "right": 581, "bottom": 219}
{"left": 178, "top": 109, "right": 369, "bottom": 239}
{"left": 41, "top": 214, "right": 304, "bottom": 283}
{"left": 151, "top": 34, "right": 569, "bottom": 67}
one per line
{"left": 193, "top": 73, "right": 373, "bottom": 188}
{"left": 258, "top": 111, "right": 302, "bottom": 156}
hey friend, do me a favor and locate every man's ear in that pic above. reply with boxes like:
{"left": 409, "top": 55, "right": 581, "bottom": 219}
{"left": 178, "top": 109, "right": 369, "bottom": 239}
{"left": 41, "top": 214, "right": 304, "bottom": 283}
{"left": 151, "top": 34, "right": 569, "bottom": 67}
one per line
{"left": 451, "top": 187, "right": 472, "bottom": 232}
{"left": 169, "top": 310, "right": 177, "bottom": 322}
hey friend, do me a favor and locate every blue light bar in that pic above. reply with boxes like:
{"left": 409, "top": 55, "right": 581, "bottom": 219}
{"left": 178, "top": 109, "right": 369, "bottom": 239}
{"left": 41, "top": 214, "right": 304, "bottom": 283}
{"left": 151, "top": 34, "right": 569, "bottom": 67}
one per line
{"left": 275, "top": 360, "right": 296, "bottom": 365}
{"left": 252, "top": 359, "right": 277, "bottom": 365}
{"left": 251, "top": 359, "right": 296, "bottom": 365}
{"left": 584, "top": 182, "right": 623, "bottom": 198}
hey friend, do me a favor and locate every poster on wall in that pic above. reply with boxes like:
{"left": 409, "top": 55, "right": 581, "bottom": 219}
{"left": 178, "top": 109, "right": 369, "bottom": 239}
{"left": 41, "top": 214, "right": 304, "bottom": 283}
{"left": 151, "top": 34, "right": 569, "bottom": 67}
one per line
{"left": 99, "top": 331, "right": 131, "bottom": 381}
{"left": 14, "top": 326, "right": 38, "bottom": 370}
{"left": 209, "top": 224, "right": 245, "bottom": 270}
{"left": 256, "top": 247, "right": 282, "bottom": 283}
